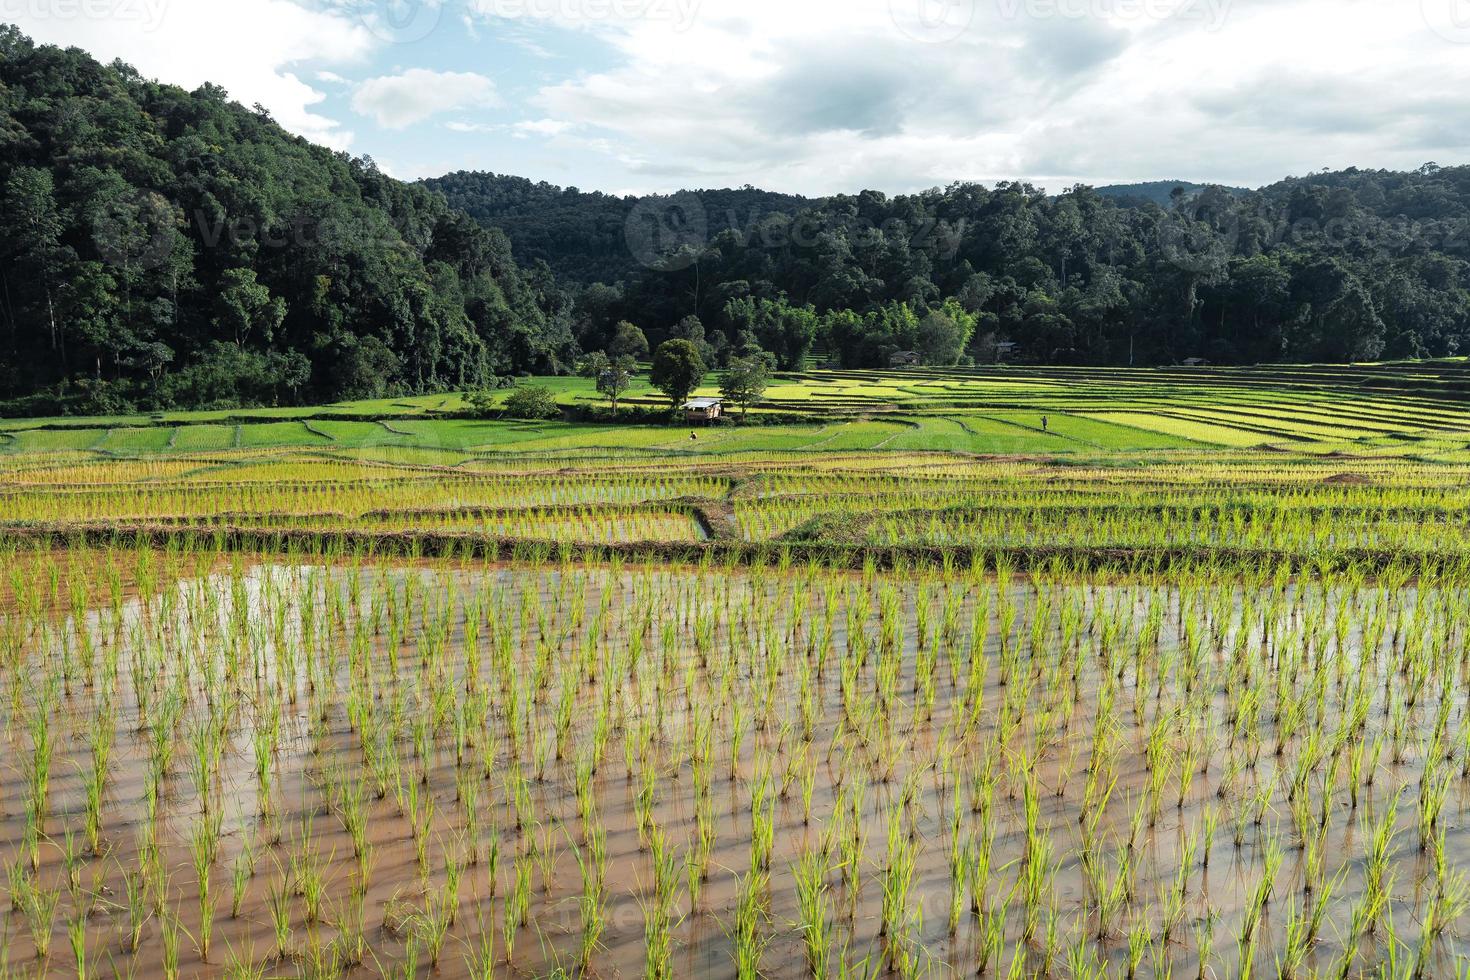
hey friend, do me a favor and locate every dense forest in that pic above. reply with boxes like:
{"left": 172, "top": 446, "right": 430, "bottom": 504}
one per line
{"left": 0, "top": 28, "right": 576, "bottom": 415}
{"left": 424, "top": 172, "right": 811, "bottom": 287}
{"left": 434, "top": 169, "right": 1470, "bottom": 370}
{"left": 422, "top": 173, "right": 1245, "bottom": 286}
{"left": 1091, "top": 181, "right": 1248, "bottom": 208}
{"left": 3, "top": 26, "right": 1470, "bottom": 415}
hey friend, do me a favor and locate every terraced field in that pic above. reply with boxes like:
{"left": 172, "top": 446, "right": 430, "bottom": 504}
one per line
{"left": 3, "top": 363, "right": 1470, "bottom": 978}
{"left": 6, "top": 359, "right": 1468, "bottom": 464}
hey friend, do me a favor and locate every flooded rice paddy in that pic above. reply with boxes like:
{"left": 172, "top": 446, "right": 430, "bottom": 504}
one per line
{"left": 1, "top": 548, "right": 1468, "bottom": 977}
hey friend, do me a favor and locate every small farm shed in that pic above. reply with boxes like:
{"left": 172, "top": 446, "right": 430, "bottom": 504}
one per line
{"left": 889, "top": 350, "right": 922, "bottom": 368}
{"left": 1181, "top": 357, "right": 1211, "bottom": 367}
{"left": 683, "top": 397, "right": 723, "bottom": 423}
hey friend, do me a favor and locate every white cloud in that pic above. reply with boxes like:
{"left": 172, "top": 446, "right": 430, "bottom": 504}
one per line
{"left": 446, "top": 119, "right": 503, "bottom": 132}
{"left": 5, "top": 0, "right": 376, "bottom": 149}
{"left": 513, "top": 118, "right": 573, "bottom": 137}
{"left": 18, "top": 0, "right": 1470, "bottom": 194}
{"left": 351, "top": 68, "right": 502, "bottom": 128}
{"left": 494, "top": 0, "right": 1470, "bottom": 193}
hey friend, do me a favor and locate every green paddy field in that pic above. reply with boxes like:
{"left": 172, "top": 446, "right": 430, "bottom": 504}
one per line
{"left": 3, "top": 360, "right": 1470, "bottom": 978}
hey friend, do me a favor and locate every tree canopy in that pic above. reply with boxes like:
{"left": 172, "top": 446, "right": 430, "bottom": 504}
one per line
{"left": 719, "top": 356, "right": 771, "bottom": 417}
{"left": 649, "top": 340, "right": 707, "bottom": 408}
{"left": 579, "top": 351, "right": 637, "bottom": 413}
{"left": 435, "top": 167, "right": 1470, "bottom": 368}
{"left": 0, "top": 28, "right": 575, "bottom": 414}
{"left": 4, "top": 23, "right": 1468, "bottom": 420}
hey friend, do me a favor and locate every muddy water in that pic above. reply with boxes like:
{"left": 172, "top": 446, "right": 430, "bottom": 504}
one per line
{"left": 0, "top": 555, "right": 1467, "bottom": 977}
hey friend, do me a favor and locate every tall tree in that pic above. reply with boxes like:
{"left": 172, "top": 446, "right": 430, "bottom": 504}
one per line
{"left": 0, "top": 167, "right": 67, "bottom": 361}
{"left": 719, "top": 356, "right": 770, "bottom": 417}
{"left": 608, "top": 321, "right": 650, "bottom": 359}
{"left": 580, "top": 351, "right": 637, "bottom": 414}
{"left": 215, "top": 268, "right": 286, "bottom": 348}
{"left": 0, "top": 28, "right": 574, "bottom": 414}
{"left": 649, "top": 339, "right": 707, "bottom": 409}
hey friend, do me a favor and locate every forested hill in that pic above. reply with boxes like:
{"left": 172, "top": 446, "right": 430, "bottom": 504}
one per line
{"left": 437, "top": 167, "right": 1470, "bottom": 370}
{"left": 423, "top": 172, "right": 813, "bottom": 285}
{"left": 421, "top": 172, "right": 1246, "bottom": 283}
{"left": 0, "top": 27, "right": 574, "bottom": 416}
{"left": 1093, "top": 181, "right": 1250, "bottom": 207}
{"left": 5, "top": 22, "right": 1470, "bottom": 417}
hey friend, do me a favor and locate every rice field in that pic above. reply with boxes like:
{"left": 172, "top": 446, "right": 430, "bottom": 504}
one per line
{"left": 3, "top": 363, "right": 1470, "bottom": 977}
{"left": 5, "top": 359, "right": 1470, "bottom": 461}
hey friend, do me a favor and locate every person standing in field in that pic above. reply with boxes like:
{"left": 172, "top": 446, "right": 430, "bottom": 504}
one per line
{"left": 1041, "top": 415, "right": 1049, "bottom": 432}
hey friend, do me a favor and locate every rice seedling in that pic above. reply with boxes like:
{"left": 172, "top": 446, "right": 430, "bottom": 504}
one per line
{"left": 793, "top": 848, "right": 834, "bottom": 977}
{"left": 18, "top": 874, "right": 58, "bottom": 962}
{"left": 418, "top": 888, "right": 454, "bottom": 970}
{"left": 879, "top": 812, "right": 920, "bottom": 976}
{"left": 728, "top": 869, "right": 770, "bottom": 980}
{"left": 567, "top": 832, "right": 607, "bottom": 971}
{"left": 229, "top": 844, "right": 253, "bottom": 920}
{"left": 0, "top": 447, "right": 1467, "bottom": 977}
{"left": 189, "top": 811, "right": 222, "bottom": 961}
{"left": 219, "top": 939, "right": 268, "bottom": 980}
{"left": 463, "top": 912, "right": 496, "bottom": 979}
{"left": 159, "top": 908, "right": 183, "bottom": 980}
{"left": 334, "top": 886, "right": 369, "bottom": 969}
{"left": 502, "top": 852, "right": 533, "bottom": 963}
{"left": 120, "top": 864, "right": 149, "bottom": 954}
{"left": 264, "top": 871, "right": 294, "bottom": 961}
{"left": 66, "top": 894, "right": 88, "bottom": 980}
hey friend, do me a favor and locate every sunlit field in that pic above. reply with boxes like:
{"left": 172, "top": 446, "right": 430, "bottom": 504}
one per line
{"left": 3, "top": 364, "right": 1470, "bottom": 977}
{"left": 5, "top": 359, "right": 1470, "bottom": 460}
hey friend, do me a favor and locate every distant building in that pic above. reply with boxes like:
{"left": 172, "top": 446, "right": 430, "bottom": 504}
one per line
{"left": 1181, "top": 357, "right": 1211, "bottom": 367}
{"left": 889, "top": 350, "right": 922, "bottom": 368}
{"left": 683, "top": 397, "right": 723, "bottom": 423}
{"left": 994, "top": 341, "right": 1020, "bottom": 362}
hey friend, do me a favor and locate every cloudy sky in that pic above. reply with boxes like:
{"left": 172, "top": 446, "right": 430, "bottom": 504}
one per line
{"left": 7, "top": 0, "right": 1470, "bottom": 195}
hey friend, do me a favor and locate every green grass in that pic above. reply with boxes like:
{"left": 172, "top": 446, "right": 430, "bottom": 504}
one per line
{"left": 98, "top": 428, "right": 176, "bottom": 454}
{"left": 1083, "top": 412, "right": 1271, "bottom": 448}
{"left": 3, "top": 360, "right": 1468, "bottom": 462}
{"left": 802, "top": 420, "right": 911, "bottom": 450}
{"left": 235, "top": 421, "right": 332, "bottom": 448}
{"left": 169, "top": 425, "right": 236, "bottom": 452}
{"left": 9, "top": 428, "right": 108, "bottom": 453}
{"left": 993, "top": 413, "right": 1204, "bottom": 449}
